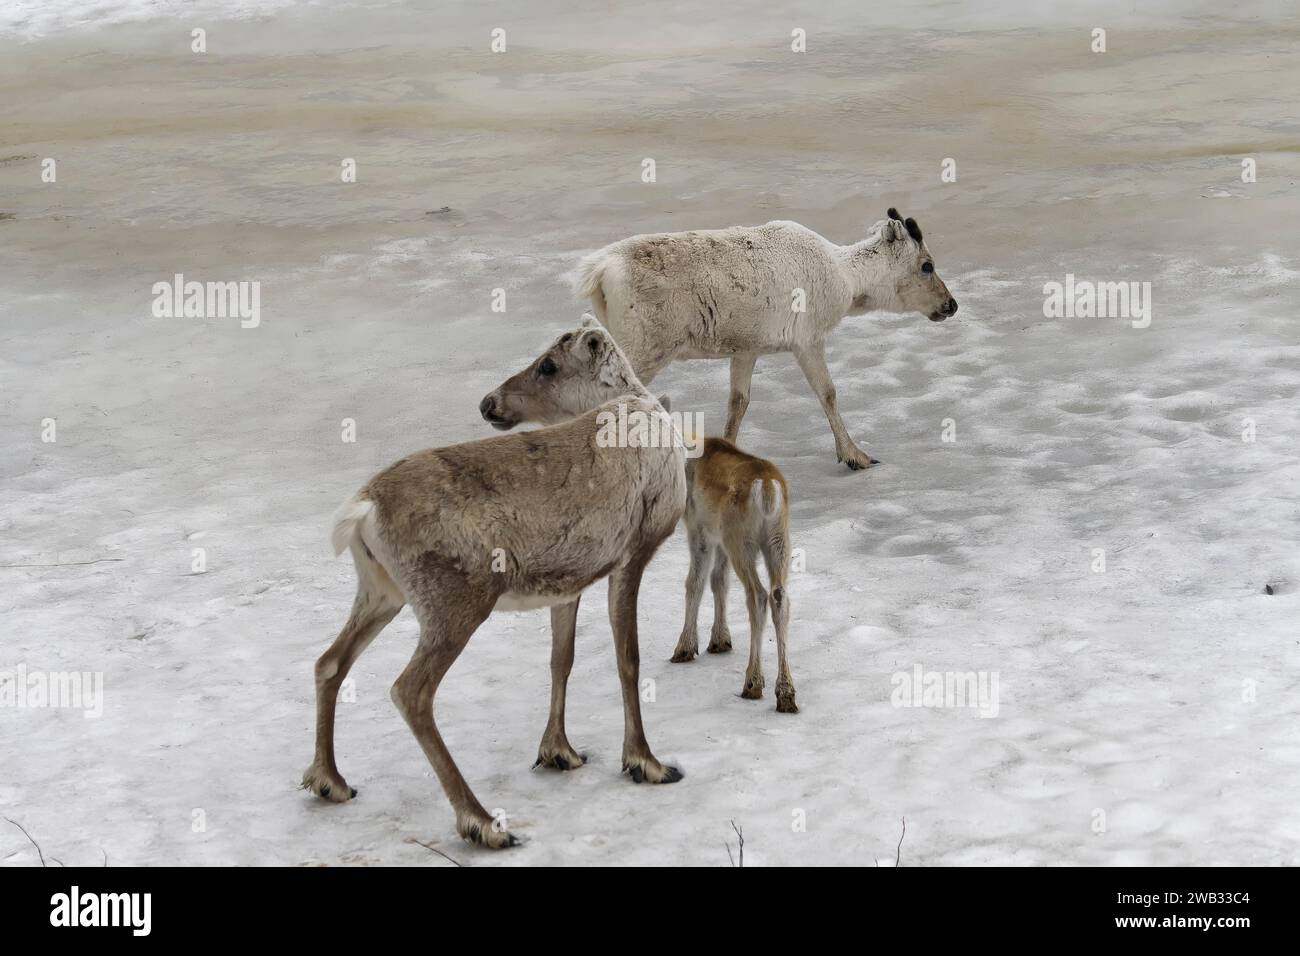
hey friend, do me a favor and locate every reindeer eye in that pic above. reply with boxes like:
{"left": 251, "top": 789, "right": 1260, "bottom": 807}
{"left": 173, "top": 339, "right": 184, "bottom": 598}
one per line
{"left": 538, "top": 357, "right": 558, "bottom": 376}
{"left": 921, "top": 261, "right": 934, "bottom": 274}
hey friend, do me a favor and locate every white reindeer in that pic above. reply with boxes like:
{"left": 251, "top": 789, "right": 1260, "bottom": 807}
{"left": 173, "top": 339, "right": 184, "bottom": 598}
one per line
{"left": 576, "top": 208, "right": 957, "bottom": 470}
{"left": 304, "top": 317, "right": 685, "bottom": 849}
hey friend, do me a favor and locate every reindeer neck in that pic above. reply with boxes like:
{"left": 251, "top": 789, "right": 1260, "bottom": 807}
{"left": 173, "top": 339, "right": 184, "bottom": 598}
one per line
{"left": 609, "top": 380, "right": 655, "bottom": 408}
{"left": 836, "top": 237, "right": 894, "bottom": 312}
{"left": 597, "top": 352, "right": 654, "bottom": 406}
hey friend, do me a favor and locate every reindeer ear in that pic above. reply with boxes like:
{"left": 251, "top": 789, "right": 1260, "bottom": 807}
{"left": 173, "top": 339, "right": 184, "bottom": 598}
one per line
{"left": 580, "top": 312, "right": 600, "bottom": 329}
{"left": 581, "top": 330, "right": 605, "bottom": 359}
{"left": 885, "top": 219, "right": 905, "bottom": 242}
{"left": 658, "top": 394, "right": 672, "bottom": 413}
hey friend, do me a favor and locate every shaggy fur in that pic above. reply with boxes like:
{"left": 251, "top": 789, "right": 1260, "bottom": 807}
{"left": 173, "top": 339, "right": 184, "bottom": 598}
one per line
{"left": 671, "top": 437, "right": 797, "bottom": 713}
{"left": 304, "top": 319, "right": 686, "bottom": 849}
{"left": 576, "top": 211, "right": 957, "bottom": 470}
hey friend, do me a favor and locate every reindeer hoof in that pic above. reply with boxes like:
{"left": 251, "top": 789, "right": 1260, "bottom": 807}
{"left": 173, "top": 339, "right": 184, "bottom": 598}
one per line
{"left": 707, "top": 626, "right": 732, "bottom": 652}
{"left": 839, "top": 450, "right": 878, "bottom": 471}
{"left": 302, "top": 765, "right": 355, "bottom": 803}
{"left": 460, "top": 818, "right": 520, "bottom": 849}
{"left": 533, "top": 748, "right": 587, "bottom": 771}
{"left": 777, "top": 696, "right": 799, "bottom": 714}
{"left": 670, "top": 648, "right": 697, "bottom": 662}
{"left": 740, "top": 676, "right": 765, "bottom": 700}
{"left": 624, "top": 760, "right": 683, "bottom": 785}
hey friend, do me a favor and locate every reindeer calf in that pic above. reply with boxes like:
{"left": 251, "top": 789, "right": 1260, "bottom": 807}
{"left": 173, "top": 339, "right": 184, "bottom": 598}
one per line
{"left": 670, "top": 437, "right": 797, "bottom": 713}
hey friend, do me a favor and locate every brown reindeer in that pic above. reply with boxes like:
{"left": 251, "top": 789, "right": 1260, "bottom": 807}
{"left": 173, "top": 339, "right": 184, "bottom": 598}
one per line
{"left": 670, "top": 437, "right": 797, "bottom": 713}
{"left": 303, "top": 317, "right": 686, "bottom": 848}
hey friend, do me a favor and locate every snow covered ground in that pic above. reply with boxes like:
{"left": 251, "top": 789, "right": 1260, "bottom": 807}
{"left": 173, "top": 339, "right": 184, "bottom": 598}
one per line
{"left": 2, "top": 1, "right": 1298, "bottom": 866}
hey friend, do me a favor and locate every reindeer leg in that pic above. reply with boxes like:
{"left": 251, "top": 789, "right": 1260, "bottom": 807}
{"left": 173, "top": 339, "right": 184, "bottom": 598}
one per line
{"left": 725, "top": 533, "right": 768, "bottom": 700}
{"left": 763, "top": 529, "right": 797, "bottom": 714}
{"left": 793, "top": 342, "right": 876, "bottom": 470}
{"left": 536, "top": 597, "right": 587, "bottom": 769}
{"left": 609, "top": 554, "right": 682, "bottom": 784}
{"left": 671, "top": 525, "right": 709, "bottom": 662}
{"left": 724, "top": 352, "right": 757, "bottom": 442}
{"left": 770, "top": 583, "right": 796, "bottom": 712}
{"left": 706, "top": 545, "right": 733, "bottom": 653}
{"left": 392, "top": 581, "right": 510, "bottom": 848}
{"left": 303, "top": 579, "right": 403, "bottom": 802}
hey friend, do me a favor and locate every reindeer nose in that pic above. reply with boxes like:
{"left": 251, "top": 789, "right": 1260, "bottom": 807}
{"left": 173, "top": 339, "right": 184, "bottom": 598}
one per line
{"left": 479, "top": 395, "right": 497, "bottom": 420}
{"left": 943, "top": 298, "right": 959, "bottom": 316}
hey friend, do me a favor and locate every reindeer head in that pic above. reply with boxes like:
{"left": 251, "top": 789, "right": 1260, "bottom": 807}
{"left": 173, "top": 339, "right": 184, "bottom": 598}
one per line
{"left": 479, "top": 315, "right": 644, "bottom": 429}
{"left": 872, "top": 208, "right": 958, "bottom": 322}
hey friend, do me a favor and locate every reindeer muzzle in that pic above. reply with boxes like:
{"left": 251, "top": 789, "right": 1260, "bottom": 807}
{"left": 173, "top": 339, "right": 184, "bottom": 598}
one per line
{"left": 479, "top": 394, "right": 515, "bottom": 430}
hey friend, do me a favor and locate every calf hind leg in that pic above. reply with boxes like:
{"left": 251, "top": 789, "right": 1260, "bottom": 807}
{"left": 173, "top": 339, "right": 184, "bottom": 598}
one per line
{"left": 672, "top": 524, "right": 709, "bottom": 662}
{"left": 763, "top": 533, "right": 798, "bottom": 714}
{"left": 725, "top": 535, "right": 768, "bottom": 700}
{"left": 706, "top": 546, "right": 733, "bottom": 653}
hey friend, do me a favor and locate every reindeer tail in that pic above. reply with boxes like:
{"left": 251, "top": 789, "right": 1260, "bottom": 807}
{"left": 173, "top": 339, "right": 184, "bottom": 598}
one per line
{"left": 572, "top": 251, "right": 615, "bottom": 322}
{"left": 749, "top": 477, "right": 786, "bottom": 519}
{"left": 330, "top": 497, "right": 374, "bottom": 557}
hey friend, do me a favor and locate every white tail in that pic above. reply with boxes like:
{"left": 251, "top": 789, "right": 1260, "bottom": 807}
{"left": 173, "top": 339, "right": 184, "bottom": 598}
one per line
{"left": 573, "top": 252, "right": 615, "bottom": 322}
{"left": 331, "top": 498, "right": 374, "bottom": 557}
{"left": 573, "top": 251, "right": 607, "bottom": 300}
{"left": 750, "top": 477, "right": 783, "bottom": 518}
